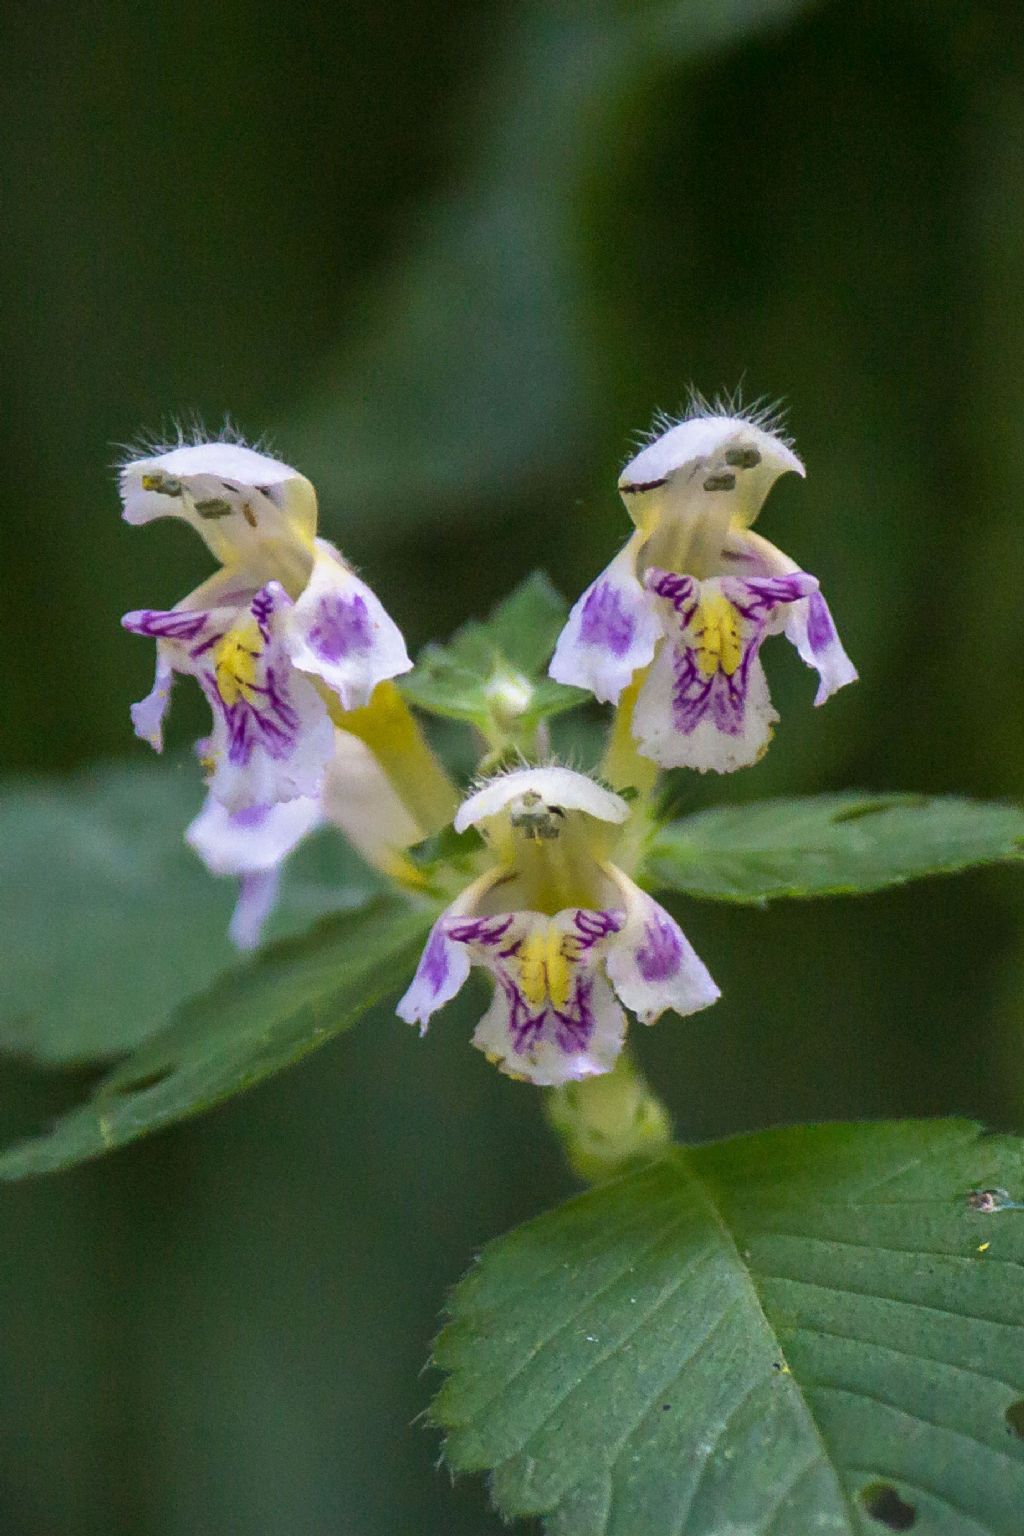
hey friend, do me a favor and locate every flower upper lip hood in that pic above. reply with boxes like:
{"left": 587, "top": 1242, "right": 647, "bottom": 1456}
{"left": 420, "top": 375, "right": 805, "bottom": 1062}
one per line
{"left": 119, "top": 439, "right": 319, "bottom": 558}
{"left": 454, "top": 765, "right": 630, "bottom": 833}
{"left": 618, "top": 412, "right": 805, "bottom": 496}
{"left": 617, "top": 412, "right": 805, "bottom": 540}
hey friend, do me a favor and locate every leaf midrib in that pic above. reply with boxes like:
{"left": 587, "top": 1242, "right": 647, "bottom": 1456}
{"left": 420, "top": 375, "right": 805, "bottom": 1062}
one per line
{"left": 670, "top": 1147, "right": 861, "bottom": 1536}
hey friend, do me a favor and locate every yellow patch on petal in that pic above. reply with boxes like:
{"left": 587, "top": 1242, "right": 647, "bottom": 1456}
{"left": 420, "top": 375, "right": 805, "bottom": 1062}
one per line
{"left": 691, "top": 591, "right": 742, "bottom": 677}
{"left": 213, "top": 620, "right": 264, "bottom": 707}
{"left": 517, "top": 923, "right": 578, "bottom": 1010}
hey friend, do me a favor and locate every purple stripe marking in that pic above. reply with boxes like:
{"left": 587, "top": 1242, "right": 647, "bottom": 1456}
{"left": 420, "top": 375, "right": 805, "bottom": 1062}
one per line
{"left": 579, "top": 582, "right": 636, "bottom": 657}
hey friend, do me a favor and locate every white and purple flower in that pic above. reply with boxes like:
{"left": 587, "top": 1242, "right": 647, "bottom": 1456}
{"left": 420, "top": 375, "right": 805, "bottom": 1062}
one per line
{"left": 120, "top": 439, "right": 412, "bottom": 811}
{"left": 186, "top": 727, "right": 424, "bottom": 950}
{"left": 397, "top": 766, "right": 719, "bottom": 1086}
{"left": 550, "top": 402, "right": 857, "bottom": 772}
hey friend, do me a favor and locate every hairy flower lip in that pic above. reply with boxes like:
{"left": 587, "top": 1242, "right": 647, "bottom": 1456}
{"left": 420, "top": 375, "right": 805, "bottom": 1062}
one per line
{"left": 618, "top": 410, "right": 805, "bottom": 494}
{"left": 454, "top": 765, "right": 629, "bottom": 833}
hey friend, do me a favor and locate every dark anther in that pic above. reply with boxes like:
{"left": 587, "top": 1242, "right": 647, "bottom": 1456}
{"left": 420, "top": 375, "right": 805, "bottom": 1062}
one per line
{"left": 702, "top": 472, "right": 736, "bottom": 492}
{"left": 194, "top": 497, "right": 234, "bottom": 520}
{"left": 725, "top": 446, "right": 761, "bottom": 468}
{"left": 1006, "top": 1400, "right": 1024, "bottom": 1438}
{"left": 861, "top": 1482, "right": 917, "bottom": 1530}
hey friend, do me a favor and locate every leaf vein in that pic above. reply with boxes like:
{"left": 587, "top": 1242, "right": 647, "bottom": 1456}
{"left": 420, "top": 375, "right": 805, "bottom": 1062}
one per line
{"left": 756, "top": 1270, "right": 1022, "bottom": 1332}
{"left": 788, "top": 1318, "right": 1023, "bottom": 1394}
{"left": 748, "top": 1226, "right": 1024, "bottom": 1273}
{"left": 510, "top": 1243, "right": 721, "bottom": 1469}
{"left": 806, "top": 1382, "right": 1024, "bottom": 1470}
{"left": 459, "top": 1207, "right": 698, "bottom": 1434}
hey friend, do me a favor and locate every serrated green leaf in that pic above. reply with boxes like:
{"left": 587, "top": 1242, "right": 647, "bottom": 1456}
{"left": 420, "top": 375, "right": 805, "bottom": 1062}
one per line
{"left": 0, "top": 897, "right": 433, "bottom": 1179}
{"left": 434, "top": 1119, "right": 1024, "bottom": 1535}
{"left": 648, "top": 794, "right": 1024, "bottom": 903}
{"left": 0, "top": 760, "right": 381, "bottom": 1064}
{"left": 402, "top": 572, "right": 583, "bottom": 733}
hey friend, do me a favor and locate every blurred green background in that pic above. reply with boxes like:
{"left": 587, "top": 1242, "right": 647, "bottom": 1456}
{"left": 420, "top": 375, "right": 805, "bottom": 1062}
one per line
{"left": 3, "top": 0, "right": 1024, "bottom": 1530}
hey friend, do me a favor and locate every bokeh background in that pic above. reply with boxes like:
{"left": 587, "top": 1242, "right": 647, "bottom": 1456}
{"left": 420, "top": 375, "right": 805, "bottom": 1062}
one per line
{"left": 3, "top": 0, "right": 1024, "bottom": 1530}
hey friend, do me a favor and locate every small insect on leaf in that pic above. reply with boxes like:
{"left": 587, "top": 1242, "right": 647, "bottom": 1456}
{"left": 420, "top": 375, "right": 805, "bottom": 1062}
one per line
{"left": 967, "top": 1186, "right": 1024, "bottom": 1212}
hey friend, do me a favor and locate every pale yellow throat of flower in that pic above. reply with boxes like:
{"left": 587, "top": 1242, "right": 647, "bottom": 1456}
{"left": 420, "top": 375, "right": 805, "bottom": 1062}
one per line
{"left": 499, "top": 812, "right": 612, "bottom": 915}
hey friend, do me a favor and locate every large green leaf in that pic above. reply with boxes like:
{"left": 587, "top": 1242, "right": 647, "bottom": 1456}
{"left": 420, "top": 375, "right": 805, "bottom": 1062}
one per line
{"left": 434, "top": 1119, "right": 1024, "bottom": 1534}
{"left": 0, "top": 897, "right": 433, "bottom": 1178}
{"left": 648, "top": 794, "right": 1024, "bottom": 904}
{"left": 402, "top": 572, "right": 583, "bottom": 737}
{"left": 0, "top": 760, "right": 381, "bottom": 1064}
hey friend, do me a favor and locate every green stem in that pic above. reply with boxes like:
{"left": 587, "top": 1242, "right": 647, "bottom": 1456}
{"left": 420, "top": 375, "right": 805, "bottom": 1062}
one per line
{"left": 545, "top": 1050, "right": 672, "bottom": 1184}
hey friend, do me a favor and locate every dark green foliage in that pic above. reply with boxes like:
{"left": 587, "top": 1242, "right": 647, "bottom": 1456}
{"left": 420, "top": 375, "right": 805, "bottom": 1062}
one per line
{"left": 435, "top": 1121, "right": 1024, "bottom": 1534}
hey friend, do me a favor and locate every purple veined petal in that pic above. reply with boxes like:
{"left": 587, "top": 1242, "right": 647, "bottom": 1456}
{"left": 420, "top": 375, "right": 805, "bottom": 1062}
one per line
{"left": 632, "top": 568, "right": 794, "bottom": 772}
{"left": 785, "top": 588, "right": 858, "bottom": 705}
{"left": 471, "top": 967, "right": 627, "bottom": 1086}
{"left": 186, "top": 583, "right": 335, "bottom": 812}
{"left": 719, "top": 570, "right": 819, "bottom": 615}
{"left": 121, "top": 563, "right": 256, "bottom": 671}
{"left": 202, "top": 663, "right": 335, "bottom": 812}
{"left": 631, "top": 638, "right": 779, "bottom": 772}
{"left": 284, "top": 540, "right": 411, "bottom": 712}
{"left": 396, "top": 913, "right": 473, "bottom": 1032}
{"left": 399, "top": 898, "right": 636, "bottom": 1082}
{"left": 123, "top": 578, "right": 244, "bottom": 751}
{"left": 453, "top": 907, "right": 628, "bottom": 1085}
{"left": 125, "top": 576, "right": 335, "bottom": 811}
{"left": 549, "top": 535, "right": 661, "bottom": 705}
{"left": 720, "top": 529, "right": 857, "bottom": 705}
{"left": 603, "top": 869, "right": 719, "bottom": 1025}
